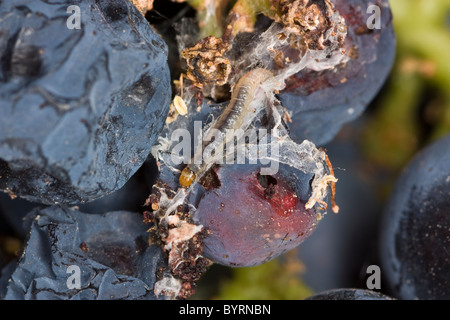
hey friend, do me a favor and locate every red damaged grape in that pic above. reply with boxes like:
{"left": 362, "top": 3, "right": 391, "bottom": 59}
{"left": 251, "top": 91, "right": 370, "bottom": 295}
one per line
{"left": 192, "top": 163, "right": 319, "bottom": 267}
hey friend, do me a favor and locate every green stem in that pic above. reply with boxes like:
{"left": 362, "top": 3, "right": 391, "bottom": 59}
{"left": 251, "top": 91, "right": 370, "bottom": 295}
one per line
{"left": 187, "top": 0, "right": 276, "bottom": 39}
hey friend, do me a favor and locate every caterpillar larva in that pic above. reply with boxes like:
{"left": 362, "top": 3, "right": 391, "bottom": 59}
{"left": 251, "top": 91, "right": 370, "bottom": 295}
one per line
{"left": 179, "top": 68, "right": 274, "bottom": 188}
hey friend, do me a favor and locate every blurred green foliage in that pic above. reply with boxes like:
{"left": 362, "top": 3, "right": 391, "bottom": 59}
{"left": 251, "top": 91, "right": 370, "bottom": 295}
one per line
{"left": 363, "top": 0, "right": 450, "bottom": 172}
{"left": 215, "top": 254, "right": 313, "bottom": 300}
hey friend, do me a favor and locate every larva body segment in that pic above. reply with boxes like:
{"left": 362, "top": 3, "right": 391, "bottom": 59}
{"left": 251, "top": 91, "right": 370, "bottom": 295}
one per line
{"left": 179, "top": 68, "right": 273, "bottom": 188}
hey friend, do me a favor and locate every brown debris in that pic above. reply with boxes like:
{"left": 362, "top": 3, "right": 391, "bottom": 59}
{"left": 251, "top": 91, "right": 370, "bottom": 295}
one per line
{"left": 144, "top": 192, "right": 161, "bottom": 208}
{"left": 163, "top": 216, "right": 212, "bottom": 299}
{"left": 271, "top": 0, "right": 339, "bottom": 50}
{"left": 305, "top": 149, "right": 339, "bottom": 213}
{"left": 181, "top": 36, "right": 232, "bottom": 88}
{"left": 80, "top": 242, "right": 89, "bottom": 252}
{"left": 144, "top": 180, "right": 212, "bottom": 299}
{"left": 130, "top": 0, "right": 154, "bottom": 15}
{"left": 347, "top": 45, "right": 359, "bottom": 60}
{"left": 4, "top": 188, "right": 17, "bottom": 200}
{"left": 270, "top": 47, "right": 286, "bottom": 69}
{"left": 323, "top": 152, "right": 339, "bottom": 214}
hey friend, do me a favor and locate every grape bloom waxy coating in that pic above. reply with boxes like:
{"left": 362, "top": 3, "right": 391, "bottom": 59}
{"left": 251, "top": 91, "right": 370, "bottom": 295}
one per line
{"left": 379, "top": 135, "right": 450, "bottom": 299}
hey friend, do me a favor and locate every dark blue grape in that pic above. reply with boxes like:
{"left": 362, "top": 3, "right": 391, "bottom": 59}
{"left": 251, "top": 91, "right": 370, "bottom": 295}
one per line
{"left": 279, "top": 0, "right": 396, "bottom": 146}
{"left": 379, "top": 134, "right": 450, "bottom": 300}
{"left": 0, "top": 166, "right": 152, "bottom": 238}
{"left": 78, "top": 167, "right": 150, "bottom": 214}
{"left": 0, "top": 0, "right": 171, "bottom": 205}
{"left": 0, "top": 193, "right": 43, "bottom": 238}
{"left": 306, "top": 288, "right": 394, "bottom": 300}
{"left": 0, "top": 206, "right": 169, "bottom": 300}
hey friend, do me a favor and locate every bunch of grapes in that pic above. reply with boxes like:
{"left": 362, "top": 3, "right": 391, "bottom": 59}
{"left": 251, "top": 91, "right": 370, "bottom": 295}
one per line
{"left": 0, "top": 0, "right": 447, "bottom": 301}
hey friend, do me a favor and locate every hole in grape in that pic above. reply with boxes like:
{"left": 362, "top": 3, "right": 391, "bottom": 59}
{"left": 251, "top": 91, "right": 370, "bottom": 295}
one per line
{"left": 199, "top": 165, "right": 221, "bottom": 190}
{"left": 257, "top": 173, "right": 277, "bottom": 188}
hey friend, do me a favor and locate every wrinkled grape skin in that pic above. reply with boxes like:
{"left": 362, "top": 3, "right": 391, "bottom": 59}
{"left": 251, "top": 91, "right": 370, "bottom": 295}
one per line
{"left": 0, "top": 206, "right": 169, "bottom": 300}
{"left": 379, "top": 134, "right": 450, "bottom": 300}
{"left": 0, "top": 0, "right": 171, "bottom": 205}
{"left": 192, "top": 163, "right": 317, "bottom": 267}
{"left": 279, "top": 0, "right": 396, "bottom": 146}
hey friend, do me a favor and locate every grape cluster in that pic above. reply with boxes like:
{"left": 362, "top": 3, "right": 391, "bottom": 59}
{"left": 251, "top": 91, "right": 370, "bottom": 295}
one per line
{"left": 4, "top": 0, "right": 442, "bottom": 302}
{"left": 144, "top": 0, "right": 396, "bottom": 298}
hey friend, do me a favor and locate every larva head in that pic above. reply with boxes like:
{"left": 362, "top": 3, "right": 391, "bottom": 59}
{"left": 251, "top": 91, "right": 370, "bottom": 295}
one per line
{"left": 179, "top": 167, "right": 196, "bottom": 188}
